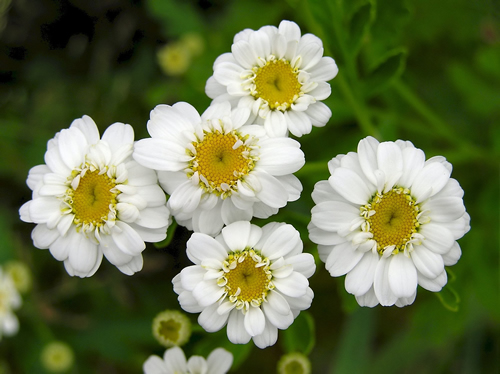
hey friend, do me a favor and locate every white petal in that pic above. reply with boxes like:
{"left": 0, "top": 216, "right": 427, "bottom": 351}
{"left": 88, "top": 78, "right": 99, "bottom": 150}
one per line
{"left": 373, "top": 256, "right": 398, "bottom": 306}
{"left": 262, "top": 293, "right": 293, "bottom": 329}
{"left": 330, "top": 167, "right": 373, "bottom": 205}
{"left": 357, "top": 136, "right": 380, "bottom": 186}
{"left": 273, "top": 272, "right": 308, "bottom": 298}
{"left": 399, "top": 146, "right": 425, "bottom": 187}
{"left": 111, "top": 221, "right": 145, "bottom": 256}
{"left": 355, "top": 286, "right": 379, "bottom": 307}
{"left": 284, "top": 110, "right": 312, "bottom": 137}
{"left": 411, "top": 245, "right": 445, "bottom": 278}
{"left": 58, "top": 127, "right": 88, "bottom": 169}
{"left": 411, "top": 162, "right": 451, "bottom": 202}
{"left": 252, "top": 319, "right": 278, "bottom": 349}
{"left": 143, "top": 355, "right": 166, "bottom": 374}
{"left": 304, "top": 101, "right": 332, "bottom": 127}
{"left": 388, "top": 254, "right": 418, "bottom": 298}
{"left": 325, "top": 242, "right": 364, "bottom": 277}
{"left": 221, "top": 221, "right": 252, "bottom": 252}
{"left": 285, "top": 253, "right": 315, "bottom": 278}
{"left": 419, "top": 223, "right": 455, "bottom": 254}
{"left": 187, "top": 232, "right": 228, "bottom": 264}
{"left": 133, "top": 138, "right": 189, "bottom": 171}
{"left": 310, "top": 200, "right": 360, "bottom": 232}
{"left": 264, "top": 110, "right": 288, "bottom": 137}
{"left": 260, "top": 224, "right": 300, "bottom": 260}
{"left": 227, "top": 310, "right": 251, "bottom": 344}
{"left": 192, "top": 281, "right": 225, "bottom": 307}
{"left": 198, "top": 303, "right": 229, "bottom": 333}
{"left": 345, "top": 251, "right": 379, "bottom": 296}
{"left": 421, "top": 197, "right": 466, "bottom": 223}
{"left": 417, "top": 270, "right": 447, "bottom": 292}
{"left": 32, "top": 224, "right": 60, "bottom": 249}
{"left": 442, "top": 241, "right": 462, "bottom": 266}
{"left": 308, "top": 56, "right": 338, "bottom": 81}
{"left": 102, "top": 123, "right": 134, "bottom": 153}
{"left": 257, "top": 137, "right": 305, "bottom": 176}
{"left": 244, "top": 306, "right": 265, "bottom": 336}
{"left": 163, "top": 346, "right": 188, "bottom": 373}
{"left": 254, "top": 171, "right": 288, "bottom": 208}
{"left": 377, "top": 142, "right": 403, "bottom": 192}
{"left": 168, "top": 180, "right": 202, "bottom": 213}
{"left": 206, "top": 348, "right": 234, "bottom": 374}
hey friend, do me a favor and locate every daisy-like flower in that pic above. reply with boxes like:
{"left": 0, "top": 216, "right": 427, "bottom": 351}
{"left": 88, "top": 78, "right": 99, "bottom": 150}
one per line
{"left": 309, "top": 136, "right": 470, "bottom": 307}
{"left": 19, "top": 116, "right": 171, "bottom": 277}
{"left": 0, "top": 266, "right": 22, "bottom": 340}
{"left": 173, "top": 221, "right": 315, "bottom": 349}
{"left": 143, "top": 346, "right": 233, "bottom": 374}
{"left": 133, "top": 102, "right": 304, "bottom": 236}
{"left": 205, "top": 20, "right": 338, "bottom": 137}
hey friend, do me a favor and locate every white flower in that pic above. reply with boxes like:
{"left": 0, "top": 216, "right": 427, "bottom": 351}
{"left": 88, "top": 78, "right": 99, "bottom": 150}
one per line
{"left": 0, "top": 266, "right": 22, "bottom": 340}
{"left": 143, "top": 346, "right": 233, "bottom": 374}
{"left": 173, "top": 221, "right": 315, "bottom": 349}
{"left": 133, "top": 102, "right": 304, "bottom": 236}
{"left": 308, "top": 136, "right": 470, "bottom": 307}
{"left": 19, "top": 116, "right": 171, "bottom": 278}
{"left": 205, "top": 20, "right": 338, "bottom": 137}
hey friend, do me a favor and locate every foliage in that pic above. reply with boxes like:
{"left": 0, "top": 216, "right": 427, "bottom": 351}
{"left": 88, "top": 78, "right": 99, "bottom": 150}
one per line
{"left": 0, "top": 0, "right": 498, "bottom": 372}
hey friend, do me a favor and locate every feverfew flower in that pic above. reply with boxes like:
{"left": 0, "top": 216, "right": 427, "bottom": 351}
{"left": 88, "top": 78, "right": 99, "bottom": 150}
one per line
{"left": 143, "top": 346, "right": 233, "bottom": 374}
{"left": 19, "top": 116, "right": 171, "bottom": 277}
{"left": 173, "top": 221, "right": 315, "bottom": 349}
{"left": 133, "top": 102, "right": 304, "bottom": 236}
{"left": 205, "top": 20, "right": 338, "bottom": 137}
{"left": 0, "top": 266, "right": 22, "bottom": 340}
{"left": 309, "top": 136, "right": 470, "bottom": 307}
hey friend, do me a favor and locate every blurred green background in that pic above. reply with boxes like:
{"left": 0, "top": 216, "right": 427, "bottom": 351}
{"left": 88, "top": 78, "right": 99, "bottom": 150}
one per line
{"left": 1, "top": 0, "right": 499, "bottom": 372}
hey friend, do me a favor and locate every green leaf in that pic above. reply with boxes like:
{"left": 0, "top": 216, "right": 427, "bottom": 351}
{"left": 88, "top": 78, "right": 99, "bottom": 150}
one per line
{"left": 364, "top": 48, "right": 407, "bottom": 95}
{"left": 281, "top": 311, "right": 315, "bottom": 355}
{"left": 347, "top": 1, "right": 376, "bottom": 56}
{"left": 146, "top": 0, "right": 202, "bottom": 37}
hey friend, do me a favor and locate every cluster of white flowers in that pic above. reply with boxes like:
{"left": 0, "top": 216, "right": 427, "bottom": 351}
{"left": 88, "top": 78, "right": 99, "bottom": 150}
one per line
{"left": 18, "top": 18, "right": 470, "bottom": 372}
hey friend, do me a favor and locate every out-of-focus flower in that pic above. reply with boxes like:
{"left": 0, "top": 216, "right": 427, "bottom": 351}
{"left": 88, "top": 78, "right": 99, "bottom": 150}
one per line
{"left": 19, "top": 115, "right": 171, "bottom": 277}
{"left": 0, "top": 266, "right": 21, "bottom": 340}
{"left": 309, "top": 136, "right": 470, "bottom": 307}
{"left": 152, "top": 310, "right": 191, "bottom": 348}
{"left": 205, "top": 20, "right": 338, "bottom": 137}
{"left": 4, "top": 261, "right": 31, "bottom": 293}
{"left": 133, "top": 102, "right": 304, "bottom": 236}
{"left": 143, "top": 346, "right": 233, "bottom": 374}
{"left": 40, "top": 341, "right": 74, "bottom": 373}
{"left": 173, "top": 221, "right": 315, "bottom": 349}
{"left": 277, "top": 352, "right": 311, "bottom": 374}
{"left": 157, "top": 32, "right": 205, "bottom": 77}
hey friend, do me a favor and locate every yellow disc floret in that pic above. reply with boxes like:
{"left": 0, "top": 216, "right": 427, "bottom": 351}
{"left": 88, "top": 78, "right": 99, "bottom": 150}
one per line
{"left": 218, "top": 249, "right": 273, "bottom": 310}
{"left": 253, "top": 59, "right": 301, "bottom": 110}
{"left": 70, "top": 170, "right": 118, "bottom": 227}
{"left": 364, "top": 188, "right": 420, "bottom": 255}
{"left": 191, "top": 131, "right": 254, "bottom": 196}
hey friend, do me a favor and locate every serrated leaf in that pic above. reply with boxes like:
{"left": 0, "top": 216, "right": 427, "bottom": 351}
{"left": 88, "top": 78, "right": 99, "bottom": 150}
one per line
{"left": 364, "top": 48, "right": 407, "bottom": 95}
{"left": 281, "top": 311, "right": 315, "bottom": 355}
{"left": 347, "top": 1, "right": 375, "bottom": 56}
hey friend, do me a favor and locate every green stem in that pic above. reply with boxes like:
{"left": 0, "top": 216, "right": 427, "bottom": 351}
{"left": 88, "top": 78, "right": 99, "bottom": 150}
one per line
{"left": 336, "top": 73, "right": 379, "bottom": 137}
{"left": 392, "top": 79, "right": 487, "bottom": 160}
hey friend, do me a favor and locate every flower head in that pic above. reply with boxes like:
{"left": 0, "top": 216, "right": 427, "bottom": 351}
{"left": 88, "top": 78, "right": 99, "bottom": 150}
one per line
{"left": 133, "top": 102, "right": 304, "bottom": 236}
{"left": 19, "top": 116, "right": 171, "bottom": 277}
{"left": 143, "top": 346, "right": 233, "bottom": 374}
{"left": 40, "top": 341, "right": 75, "bottom": 373}
{"left": 205, "top": 20, "right": 338, "bottom": 137}
{"left": 0, "top": 266, "right": 21, "bottom": 340}
{"left": 309, "top": 136, "right": 470, "bottom": 307}
{"left": 277, "top": 352, "right": 311, "bottom": 374}
{"left": 152, "top": 309, "right": 192, "bottom": 347}
{"left": 173, "top": 221, "right": 315, "bottom": 348}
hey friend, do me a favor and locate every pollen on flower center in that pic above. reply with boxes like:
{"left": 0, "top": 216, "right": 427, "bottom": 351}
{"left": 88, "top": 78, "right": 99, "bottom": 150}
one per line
{"left": 191, "top": 131, "right": 254, "bottom": 196}
{"left": 364, "top": 188, "right": 420, "bottom": 255}
{"left": 69, "top": 170, "right": 118, "bottom": 227}
{"left": 253, "top": 59, "right": 301, "bottom": 110}
{"left": 218, "top": 249, "right": 273, "bottom": 309}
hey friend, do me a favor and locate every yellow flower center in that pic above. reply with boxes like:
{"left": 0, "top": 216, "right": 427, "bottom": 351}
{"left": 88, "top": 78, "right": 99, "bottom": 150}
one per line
{"left": 218, "top": 250, "right": 273, "bottom": 309}
{"left": 365, "top": 188, "right": 420, "bottom": 255}
{"left": 191, "top": 131, "right": 254, "bottom": 196}
{"left": 71, "top": 170, "right": 117, "bottom": 227}
{"left": 253, "top": 59, "right": 301, "bottom": 110}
